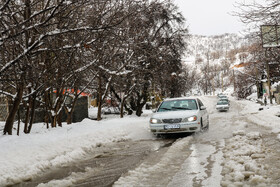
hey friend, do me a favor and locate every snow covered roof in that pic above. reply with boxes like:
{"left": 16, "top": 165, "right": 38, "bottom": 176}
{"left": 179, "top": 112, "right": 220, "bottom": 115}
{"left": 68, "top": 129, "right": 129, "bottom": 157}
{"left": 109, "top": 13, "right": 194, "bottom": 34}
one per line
{"left": 163, "top": 96, "right": 199, "bottom": 101}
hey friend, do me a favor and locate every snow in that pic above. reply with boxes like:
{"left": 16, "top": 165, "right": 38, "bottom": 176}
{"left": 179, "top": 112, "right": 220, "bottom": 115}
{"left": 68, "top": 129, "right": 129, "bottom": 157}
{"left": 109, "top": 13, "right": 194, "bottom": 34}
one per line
{"left": 0, "top": 96, "right": 280, "bottom": 186}
{"left": 221, "top": 131, "right": 269, "bottom": 186}
{"left": 114, "top": 137, "right": 193, "bottom": 187}
{"left": 0, "top": 111, "right": 153, "bottom": 186}
{"left": 168, "top": 141, "right": 224, "bottom": 187}
{"left": 238, "top": 99, "right": 280, "bottom": 133}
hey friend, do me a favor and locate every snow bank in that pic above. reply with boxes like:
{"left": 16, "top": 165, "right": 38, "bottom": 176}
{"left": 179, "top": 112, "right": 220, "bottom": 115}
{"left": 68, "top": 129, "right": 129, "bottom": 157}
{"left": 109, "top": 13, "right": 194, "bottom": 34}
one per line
{"left": 0, "top": 111, "right": 153, "bottom": 186}
{"left": 221, "top": 131, "right": 271, "bottom": 186}
{"left": 238, "top": 99, "right": 280, "bottom": 133}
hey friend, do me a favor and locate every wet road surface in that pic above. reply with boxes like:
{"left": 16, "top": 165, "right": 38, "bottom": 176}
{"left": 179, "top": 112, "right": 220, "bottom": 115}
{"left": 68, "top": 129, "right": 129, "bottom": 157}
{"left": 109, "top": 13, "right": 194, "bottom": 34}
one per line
{"left": 13, "top": 135, "right": 187, "bottom": 187}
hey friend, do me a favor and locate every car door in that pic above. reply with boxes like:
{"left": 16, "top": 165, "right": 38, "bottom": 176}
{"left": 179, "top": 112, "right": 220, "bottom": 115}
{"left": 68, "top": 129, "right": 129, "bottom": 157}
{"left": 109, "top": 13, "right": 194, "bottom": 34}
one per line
{"left": 197, "top": 99, "right": 208, "bottom": 127}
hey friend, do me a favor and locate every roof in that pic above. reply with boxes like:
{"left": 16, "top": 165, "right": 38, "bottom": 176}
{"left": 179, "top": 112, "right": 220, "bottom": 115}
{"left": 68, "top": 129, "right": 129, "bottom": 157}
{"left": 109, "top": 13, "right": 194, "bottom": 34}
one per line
{"left": 231, "top": 62, "right": 256, "bottom": 69}
{"left": 163, "top": 97, "right": 199, "bottom": 101}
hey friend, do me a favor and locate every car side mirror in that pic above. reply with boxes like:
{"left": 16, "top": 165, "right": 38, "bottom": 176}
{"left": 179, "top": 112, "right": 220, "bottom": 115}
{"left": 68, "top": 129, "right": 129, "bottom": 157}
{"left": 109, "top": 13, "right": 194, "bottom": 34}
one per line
{"left": 200, "top": 106, "right": 206, "bottom": 110}
{"left": 152, "top": 109, "right": 157, "bottom": 113}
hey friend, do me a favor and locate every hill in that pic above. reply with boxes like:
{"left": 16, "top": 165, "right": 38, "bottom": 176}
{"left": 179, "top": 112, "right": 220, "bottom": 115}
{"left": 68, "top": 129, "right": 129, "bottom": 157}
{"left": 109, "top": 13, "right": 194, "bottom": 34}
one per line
{"left": 183, "top": 33, "right": 251, "bottom": 95}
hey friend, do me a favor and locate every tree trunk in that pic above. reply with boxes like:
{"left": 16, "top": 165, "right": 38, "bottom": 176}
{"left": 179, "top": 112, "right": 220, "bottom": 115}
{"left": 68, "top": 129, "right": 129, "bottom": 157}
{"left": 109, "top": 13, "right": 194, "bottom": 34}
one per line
{"left": 51, "top": 115, "right": 57, "bottom": 128}
{"left": 134, "top": 94, "right": 147, "bottom": 117}
{"left": 45, "top": 112, "right": 49, "bottom": 129}
{"left": 3, "top": 85, "right": 24, "bottom": 135}
{"left": 97, "top": 75, "right": 102, "bottom": 121}
{"left": 27, "top": 95, "right": 36, "bottom": 133}
{"left": 65, "top": 94, "right": 78, "bottom": 124}
{"left": 17, "top": 108, "right": 20, "bottom": 136}
{"left": 24, "top": 96, "right": 31, "bottom": 133}
{"left": 66, "top": 112, "right": 72, "bottom": 124}
{"left": 110, "top": 87, "right": 132, "bottom": 116}
{"left": 23, "top": 105, "right": 29, "bottom": 133}
{"left": 97, "top": 99, "right": 102, "bottom": 121}
{"left": 136, "top": 105, "right": 143, "bottom": 117}
{"left": 57, "top": 112, "right": 62, "bottom": 127}
{"left": 64, "top": 106, "right": 73, "bottom": 125}
{"left": 120, "top": 99, "right": 125, "bottom": 118}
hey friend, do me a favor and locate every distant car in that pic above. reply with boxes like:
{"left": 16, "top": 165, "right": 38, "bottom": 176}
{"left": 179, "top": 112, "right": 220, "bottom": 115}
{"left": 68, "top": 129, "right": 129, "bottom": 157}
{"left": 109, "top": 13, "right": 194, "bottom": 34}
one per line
{"left": 149, "top": 97, "right": 209, "bottom": 135}
{"left": 219, "top": 98, "right": 230, "bottom": 104}
{"left": 218, "top": 94, "right": 227, "bottom": 99}
{"left": 217, "top": 93, "right": 223, "bottom": 98}
{"left": 216, "top": 100, "right": 230, "bottom": 112}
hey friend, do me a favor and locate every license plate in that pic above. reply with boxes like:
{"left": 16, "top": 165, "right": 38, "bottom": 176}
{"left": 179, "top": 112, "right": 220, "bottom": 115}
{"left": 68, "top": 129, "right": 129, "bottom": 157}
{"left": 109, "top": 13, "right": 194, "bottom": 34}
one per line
{"left": 164, "top": 124, "right": 180, "bottom": 129}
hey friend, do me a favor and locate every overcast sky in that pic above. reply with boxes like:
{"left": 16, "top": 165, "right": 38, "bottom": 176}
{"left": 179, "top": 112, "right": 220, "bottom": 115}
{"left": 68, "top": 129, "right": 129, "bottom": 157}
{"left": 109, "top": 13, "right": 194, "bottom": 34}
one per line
{"left": 174, "top": 0, "right": 246, "bottom": 36}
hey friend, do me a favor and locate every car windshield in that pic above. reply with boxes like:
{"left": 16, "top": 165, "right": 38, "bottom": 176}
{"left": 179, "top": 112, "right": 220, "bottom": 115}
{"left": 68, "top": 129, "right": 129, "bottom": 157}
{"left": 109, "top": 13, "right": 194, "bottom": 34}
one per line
{"left": 217, "top": 100, "right": 229, "bottom": 105}
{"left": 157, "top": 99, "right": 198, "bottom": 112}
{"left": 219, "top": 98, "right": 228, "bottom": 101}
{"left": 219, "top": 95, "right": 227, "bottom": 98}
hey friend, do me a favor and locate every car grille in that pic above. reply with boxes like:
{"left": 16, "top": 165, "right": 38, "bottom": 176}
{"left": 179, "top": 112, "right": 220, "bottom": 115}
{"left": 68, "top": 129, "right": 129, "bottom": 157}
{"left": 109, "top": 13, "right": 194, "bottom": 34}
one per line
{"left": 162, "top": 118, "right": 182, "bottom": 123}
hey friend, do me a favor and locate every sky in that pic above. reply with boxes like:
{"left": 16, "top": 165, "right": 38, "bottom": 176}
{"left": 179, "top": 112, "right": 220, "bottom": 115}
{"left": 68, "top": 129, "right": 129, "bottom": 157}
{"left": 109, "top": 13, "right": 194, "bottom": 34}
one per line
{"left": 174, "top": 0, "right": 246, "bottom": 36}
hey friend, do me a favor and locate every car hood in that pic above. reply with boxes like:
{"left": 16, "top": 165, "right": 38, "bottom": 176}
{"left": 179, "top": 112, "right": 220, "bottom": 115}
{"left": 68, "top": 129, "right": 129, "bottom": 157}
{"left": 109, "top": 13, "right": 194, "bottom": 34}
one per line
{"left": 151, "top": 110, "right": 198, "bottom": 119}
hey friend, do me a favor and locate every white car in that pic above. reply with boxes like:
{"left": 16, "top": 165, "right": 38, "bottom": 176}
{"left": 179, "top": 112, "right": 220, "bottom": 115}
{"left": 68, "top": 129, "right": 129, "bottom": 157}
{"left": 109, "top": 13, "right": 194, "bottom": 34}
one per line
{"left": 149, "top": 97, "right": 209, "bottom": 135}
{"left": 216, "top": 100, "right": 230, "bottom": 112}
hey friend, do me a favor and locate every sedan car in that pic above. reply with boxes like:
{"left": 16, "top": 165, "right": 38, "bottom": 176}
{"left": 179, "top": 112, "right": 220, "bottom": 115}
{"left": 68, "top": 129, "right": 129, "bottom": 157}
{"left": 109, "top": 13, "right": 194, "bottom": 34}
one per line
{"left": 216, "top": 100, "right": 230, "bottom": 112}
{"left": 149, "top": 97, "right": 209, "bottom": 135}
{"left": 218, "top": 94, "right": 228, "bottom": 99}
{"left": 219, "top": 98, "right": 230, "bottom": 104}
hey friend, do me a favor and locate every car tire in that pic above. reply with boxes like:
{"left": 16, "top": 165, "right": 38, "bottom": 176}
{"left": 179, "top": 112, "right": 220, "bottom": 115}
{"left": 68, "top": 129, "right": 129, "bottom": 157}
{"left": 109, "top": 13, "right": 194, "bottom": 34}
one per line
{"left": 200, "top": 118, "right": 204, "bottom": 132}
{"left": 204, "top": 121, "right": 209, "bottom": 131}
{"left": 200, "top": 118, "right": 209, "bottom": 132}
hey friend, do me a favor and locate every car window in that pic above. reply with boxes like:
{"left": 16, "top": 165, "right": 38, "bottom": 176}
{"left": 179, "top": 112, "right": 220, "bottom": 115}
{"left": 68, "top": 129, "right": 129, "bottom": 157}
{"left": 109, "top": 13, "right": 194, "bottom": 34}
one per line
{"left": 157, "top": 99, "right": 198, "bottom": 112}
{"left": 197, "top": 99, "right": 204, "bottom": 107}
{"left": 217, "top": 100, "right": 228, "bottom": 105}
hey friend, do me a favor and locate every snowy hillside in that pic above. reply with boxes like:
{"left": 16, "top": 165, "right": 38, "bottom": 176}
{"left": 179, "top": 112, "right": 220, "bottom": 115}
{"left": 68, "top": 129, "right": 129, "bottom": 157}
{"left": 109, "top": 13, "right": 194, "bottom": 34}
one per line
{"left": 182, "top": 33, "right": 251, "bottom": 94}
{"left": 185, "top": 34, "right": 248, "bottom": 65}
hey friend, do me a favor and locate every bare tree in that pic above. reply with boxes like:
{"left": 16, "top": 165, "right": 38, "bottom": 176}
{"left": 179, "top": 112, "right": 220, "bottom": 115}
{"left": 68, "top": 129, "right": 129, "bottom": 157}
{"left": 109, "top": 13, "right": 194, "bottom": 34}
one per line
{"left": 0, "top": 0, "right": 106, "bottom": 134}
{"left": 0, "top": 0, "right": 189, "bottom": 135}
{"left": 234, "top": 0, "right": 280, "bottom": 100}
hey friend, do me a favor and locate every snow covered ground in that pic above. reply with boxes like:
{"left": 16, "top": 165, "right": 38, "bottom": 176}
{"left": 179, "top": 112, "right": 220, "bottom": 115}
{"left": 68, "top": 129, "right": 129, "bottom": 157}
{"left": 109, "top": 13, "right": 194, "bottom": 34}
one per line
{"left": 0, "top": 96, "right": 280, "bottom": 186}
{"left": 0, "top": 111, "right": 154, "bottom": 186}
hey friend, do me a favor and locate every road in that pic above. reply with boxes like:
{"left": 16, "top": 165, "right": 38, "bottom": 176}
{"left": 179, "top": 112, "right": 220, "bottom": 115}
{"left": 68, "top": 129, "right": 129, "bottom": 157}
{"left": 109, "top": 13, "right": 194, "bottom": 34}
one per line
{"left": 13, "top": 96, "right": 280, "bottom": 187}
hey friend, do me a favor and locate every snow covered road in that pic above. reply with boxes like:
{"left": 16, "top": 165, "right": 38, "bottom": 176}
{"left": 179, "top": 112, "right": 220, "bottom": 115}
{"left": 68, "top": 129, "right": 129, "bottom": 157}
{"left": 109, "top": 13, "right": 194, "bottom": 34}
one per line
{"left": 114, "top": 96, "right": 280, "bottom": 187}
{"left": 1, "top": 96, "right": 280, "bottom": 186}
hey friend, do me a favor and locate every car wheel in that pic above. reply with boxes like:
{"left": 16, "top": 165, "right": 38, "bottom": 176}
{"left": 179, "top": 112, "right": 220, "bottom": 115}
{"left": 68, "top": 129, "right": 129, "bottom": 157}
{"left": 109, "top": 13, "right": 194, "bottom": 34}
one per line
{"left": 204, "top": 121, "right": 209, "bottom": 131}
{"left": 200, "top": 118, "right": 204, "bottom": 132}
{"left": 205, "top": 116, "right": 209, "bottom": 130}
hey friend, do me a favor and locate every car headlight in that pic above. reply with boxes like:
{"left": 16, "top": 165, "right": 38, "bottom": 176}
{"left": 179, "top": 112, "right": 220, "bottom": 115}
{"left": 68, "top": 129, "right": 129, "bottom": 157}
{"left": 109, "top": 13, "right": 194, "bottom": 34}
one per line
{"left": 150, "top": 118, "right": 162, "bottom": 124}
{"left": 182, "top": 115, "right": 197, "bottom": 122}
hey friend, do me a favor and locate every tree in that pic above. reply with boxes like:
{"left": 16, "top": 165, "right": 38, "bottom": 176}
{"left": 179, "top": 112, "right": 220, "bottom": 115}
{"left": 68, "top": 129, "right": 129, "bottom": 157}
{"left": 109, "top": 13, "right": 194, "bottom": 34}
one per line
{"left": 234, "top": 0, "right": 280, "bottom": 100}
{"left": 0, "top": 0, "right": 105, "bottom": 134}
{"left": 0, "top": 0, "right": 189, "bottom": 135}
{"left": 126, "top": 0, "right": 187, "bottom": 115}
